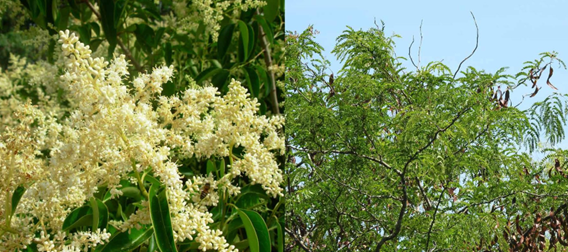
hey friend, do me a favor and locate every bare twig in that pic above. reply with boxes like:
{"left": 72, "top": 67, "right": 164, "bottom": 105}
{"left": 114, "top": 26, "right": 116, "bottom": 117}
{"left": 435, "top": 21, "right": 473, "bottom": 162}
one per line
{"left": 453, "top": 12, "right": 479, "bottom": 79}
{"left": 256, "top": 9, "right": 280, "bottom": 115}
{"left": 408, "top": 20, "right": 424, "bottom": 71}
{"left": 418, "top": 20, "right": 423, "bottom": 68}
{"left": 117, "top": 39, "right": 143, "bottom": 72}
{"left": 409, "top": 36, "right": 418, "bottom": 69}
{"left": 84, "top": 0, "right": 101, "bottom": 19}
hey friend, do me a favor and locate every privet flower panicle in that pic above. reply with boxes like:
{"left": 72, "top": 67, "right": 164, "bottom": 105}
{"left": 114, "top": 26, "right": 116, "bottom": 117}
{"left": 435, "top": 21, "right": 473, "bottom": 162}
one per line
{"left": 0, "top": 29, "right": 284, "bottom": 251}
{"left": 172, "top": 0, "right": 266, "bottom": 41}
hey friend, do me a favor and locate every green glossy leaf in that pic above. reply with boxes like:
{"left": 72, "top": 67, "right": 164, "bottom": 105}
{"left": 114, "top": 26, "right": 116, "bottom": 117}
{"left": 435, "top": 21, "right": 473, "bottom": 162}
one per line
{"left": 143, "top": 174, "right": 161, "bottom": 186}
{"left": 125, "top": 24, "right": 137, "bottom": 32}
{"left": 245, "top": 67, "right": 260, "bottom": 98}
{"left": 80, "top": 4, "right": 93, "bottom": 23}
{"left": 211, "top": 59, "right": 222, "bottom": 69}
{"left": 134, "top": 23, "right": 155, "bottom": 54}
{"left": 148, "top": 234, "right": 157, "bottom": 252}
{"left": 240, "top": 184, "right": 270, "bottom": 200}
{"left": 121, "top": 208, "right": 128, "bottom": 221}
{"left": 76, "top": 24, "right": 92, "bottom": 44}
{"left": 247, "top": 23, "right": 256, "bottom": 60}
{"left": 114, "top": 0, "right": 126, "bottom": 27}
{"left": 255, "top": 65, "right": 270, "bottom": 98}
{"left": 90, "top": 22, "right": 101, "bottom": 37}
{"left": 206, "top": 159, "right": 217, "bottom": 175}
{"left": 164, "top": 42, "right": 172, "bottom": 65}
{"left": 218, "top": 23, "right": 235, "bottom": 59}
{"left": 35, "top": 0, "right": 47, "bottom": 18}
{"left": 98, "top": 0, "right": 117, "bottom": 57}
{"left": 120, "top": 186, "right": 142, "bottom": 201}
{"left": 56, "top": 5, "right": 71, "bottom": 31}
{"left": 115, "top": 202, "right": 122, "bottom": 220}
{"left": 226, "top": 217, "right": 244, "bottom": 242}
{"left": 154, "top": 27, "right": 166, "bottom": 47}
{"left": 259, "top": 100, "right": 267, "bottom": 115}
{"left": 97, "top": 227, "right": 154, "bottom": 252}
{"left": 255, "top": 15, "right": 273, "bottom": 46}
{"left": 219, "top": 158, "right": 226, "bottom": 177}
{"left": 149, "top": 184, "right": 177, "bottom": 252}
{"left": 237, "top": 20, "right": 249, "bottom": 63}
{"left": 63, "top": 214, "right": 94, "bottom": 232}
{"left": 62, "top": 205, "right": 92, "bottom": 231}
{"left": 90, "top": 39, "right": 104, "bottom": 52}
{"left": 195, "top": 67, "right": 222, "bottom": 84}
{"left": 177, "top": 242, "right": 199, "bottom": 252}
{"left": 20, "top": 0, "right": 35, "bottom": 18}
{"left": 211, "top": 204, "right": 222, "bottom": 222}
{"left": 211, "top": 69, "right": 230, "bottom": 90}
{"left": 274, "top": 217, "right": 283, "bottom": 252}
{"left": 263, "top": 0, "right": 280, "bottom": 22}
{"left": 11, "top": 185, "right": 26, "bottom": 215}
{"left": 89, "top": 198, "right": 109, "bottom": 230}
{"left": 236, "top": 208, "right": 271, "bottom": 252}
{"left": 90, "top": 197, "right": 100, "bottom": 231}
{"left": 236, "top": 193, "right": 260, "bottom": 209}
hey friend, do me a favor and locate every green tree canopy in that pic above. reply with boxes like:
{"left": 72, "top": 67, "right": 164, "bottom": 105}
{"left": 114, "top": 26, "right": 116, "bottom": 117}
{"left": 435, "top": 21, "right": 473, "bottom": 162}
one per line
{"left": 286, "top": 23, "right": 568, "bottom": 251}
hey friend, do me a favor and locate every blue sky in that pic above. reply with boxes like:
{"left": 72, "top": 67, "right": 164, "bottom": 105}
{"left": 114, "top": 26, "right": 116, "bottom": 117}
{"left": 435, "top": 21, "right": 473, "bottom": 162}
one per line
{"left": 286, "top": 0, "right": 568, "bottom": 152}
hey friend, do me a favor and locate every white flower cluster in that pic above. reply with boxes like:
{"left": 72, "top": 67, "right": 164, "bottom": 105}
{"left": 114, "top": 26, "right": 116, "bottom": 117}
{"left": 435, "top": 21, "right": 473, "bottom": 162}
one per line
{"left": 0, "top": 29, "right": 284, "bottom": 251}
{"left": 172, "top": 0, "right": 267, "bottom": 41}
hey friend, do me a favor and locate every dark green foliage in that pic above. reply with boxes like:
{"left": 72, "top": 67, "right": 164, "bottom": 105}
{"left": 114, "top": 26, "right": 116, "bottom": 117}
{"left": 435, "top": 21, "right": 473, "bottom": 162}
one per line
{"left": 286, "top": 25, "right": 568, "bottom": 251}
{"left": 2, "top": 1, "right": 285, "bottom": 251}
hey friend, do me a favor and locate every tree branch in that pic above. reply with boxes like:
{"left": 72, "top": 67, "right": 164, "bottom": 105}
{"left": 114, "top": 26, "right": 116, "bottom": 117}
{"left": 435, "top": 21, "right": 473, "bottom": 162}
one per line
{"left": 373, "top": 106, "right": 469, "bottom": 251}
{"left": 374, "top": 174, "right": 407, "bottom": 251}
{"left": 256, "top": 9, "right": 280, "bottom": 115}
{"left": 409, "top": 20, "right": 424, "bottom": 70}
{"left": 418, "top": 20, "right": 423, "bottom": 68}
{"left": 416, "top": 176, "right": 432, "bottom": 210}
{"left": 285, "top": 227, "right": 313, "bottom": 252}
{"left": 290, "top": 146, "right": 401, "bottom": 176}
{"left": 406, "top": 106, "right": 471, "bottom": 171}
{"left": 425, "top": 186, "right": 446, "bottom": 251}
{"left": 117, "top": 39, "right": 143, "bottom": 72}
{"left": 457, "top": 191, "right": 516, "bottom": 214}
{"left": 453, "top": 12, "right": 479, "bottom": 79}
{"left": 409, "top": 36, "right": 418, "bottom": 69}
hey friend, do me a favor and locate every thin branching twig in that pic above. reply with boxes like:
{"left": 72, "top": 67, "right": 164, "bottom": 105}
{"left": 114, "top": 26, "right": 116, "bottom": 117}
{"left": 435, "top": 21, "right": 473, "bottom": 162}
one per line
{"left": 453, "top": 12, "right": 479, "bottom": 79}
